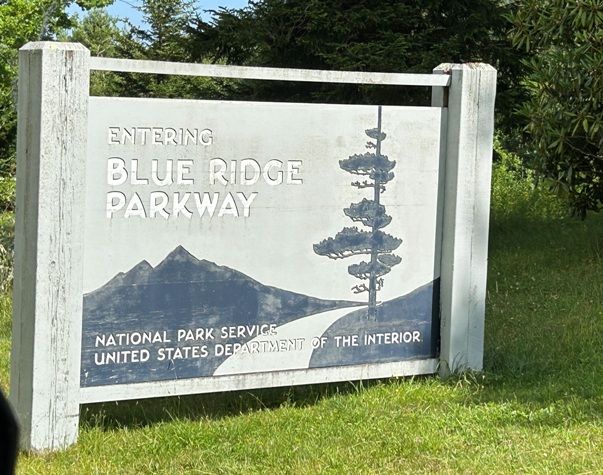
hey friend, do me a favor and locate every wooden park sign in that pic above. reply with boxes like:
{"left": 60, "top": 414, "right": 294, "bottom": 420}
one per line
{"left": 10, "top": 42, "right": 496, "bottom": 450}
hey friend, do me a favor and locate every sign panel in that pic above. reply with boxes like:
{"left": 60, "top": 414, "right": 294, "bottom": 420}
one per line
{"left": 81, "top": 98, "right": 445, "bottom": 387}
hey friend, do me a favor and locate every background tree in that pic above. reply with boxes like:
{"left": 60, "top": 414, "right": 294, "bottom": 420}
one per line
{"left": 1, "top": 0, "right": 63, "bottom": 178}
{"left": 113, "top": 0, "right": 233, "bottom": 100}
{"left": 64, "top": 8, "right": 119, "bottom": 57}
{"left": 0, "top": 0, "right": 112, "bottom": 183}
{"left": 59, "top": 8, "right": 123, "bottom": 96}
{"left": 191, "top": 0, "right": 526, "bottom": 132}
{"left": 509, "top": 0, "right": 603, "bottom": 217}
{"left": 314, "top": 107, "right": 401, "bottom": 319}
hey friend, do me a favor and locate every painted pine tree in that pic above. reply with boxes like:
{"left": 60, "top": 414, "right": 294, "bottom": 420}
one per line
{"left": 314, "top": 106, "right": 402, "bottom": 319}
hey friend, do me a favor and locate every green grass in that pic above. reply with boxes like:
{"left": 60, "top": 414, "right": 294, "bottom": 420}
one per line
{"left": 2, "top": 161, "right": 603, "bottom": 474}
{"left": 0, "top": 292, "right": 10, "bottom": 386}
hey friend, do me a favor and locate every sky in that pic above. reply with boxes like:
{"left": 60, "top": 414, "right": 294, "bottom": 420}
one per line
{"left": 71, "top": 0, "right": 249, "bottom": 27}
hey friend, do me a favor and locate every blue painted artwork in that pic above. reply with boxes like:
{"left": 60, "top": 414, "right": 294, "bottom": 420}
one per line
{"left": 314, "top": 106, "right": 401, "bottom": 320}
{"left": 80, "top": 246, "right": 439, "bottom": 386}
{"left": 309, "top": 280, "right": 439, "bottom": 368}
{"left": 82, "top": 99, "right": 444, "bottom": 387}
{"left": 81, "top": 246, "right": 362, "bottom": 386}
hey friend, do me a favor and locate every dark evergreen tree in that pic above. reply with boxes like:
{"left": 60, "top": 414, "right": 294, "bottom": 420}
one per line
{"left": 314, "top": 107, "right": 401, "bottom": 319}
{"left": 58, "top": 9, "right": 123, "bottom": 96}
{"left": 190, "top": 0, "right": 526, "bottom": 133}
{"left": 113, "top": 0, "right": 233, "bottom": 100}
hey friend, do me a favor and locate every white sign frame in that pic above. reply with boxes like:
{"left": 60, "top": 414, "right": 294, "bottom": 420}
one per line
{"left": 11, "top": 42, "right": 496, "bottom": 450}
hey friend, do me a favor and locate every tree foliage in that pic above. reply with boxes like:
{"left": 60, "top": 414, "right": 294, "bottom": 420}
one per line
{"left": 192, "top": 0, "right": 526, "bottom": 130}
{"left": 510, "top": 0, "right": 603, "bottom": 217}
{"left": 65, "top": 8, "right": 119, "bottom": 57}
{"left": 111, "top": 0, "right": 234, "bottom": 100}
{"left": 0, "top": 0, "right": 112, "bottom": 177}
{"left": 0, "top": 0, "right": 64, "bottom": 176}
{"left": 59, "top": 9, "right": 123, "bottom": 95}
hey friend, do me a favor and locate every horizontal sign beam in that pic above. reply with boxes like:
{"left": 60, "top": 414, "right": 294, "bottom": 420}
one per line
{"left": 80, "top": 359, "right": 438, "bottom": 404}
{"left": 90, "top": 57, "right": 451, "bottom": 87}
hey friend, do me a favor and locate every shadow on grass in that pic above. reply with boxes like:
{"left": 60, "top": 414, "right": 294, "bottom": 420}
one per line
{"left": 80, "top": 378, "right": 400, "bottom": 431}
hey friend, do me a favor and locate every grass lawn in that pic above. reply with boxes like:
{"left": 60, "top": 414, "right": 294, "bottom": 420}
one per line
{"left": 1, "top": 171, "right": 603, "bottom": 474}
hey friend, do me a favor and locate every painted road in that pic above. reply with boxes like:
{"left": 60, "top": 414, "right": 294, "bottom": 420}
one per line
{"left": 214, "top": 305, "right": 365, "bottom": 375}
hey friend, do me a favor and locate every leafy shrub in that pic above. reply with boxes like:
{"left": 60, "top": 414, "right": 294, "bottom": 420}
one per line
{"left": 0, "top": 176, "right": 15, "bottom": 213}
{"left": 0, "top": 212, "right": 13, "bottom": 292}
{"left": 490, "top": 135, "right": 566, "bottom": 222}
{"left": 509, "top": 0, "right": 603, "bottom": 218}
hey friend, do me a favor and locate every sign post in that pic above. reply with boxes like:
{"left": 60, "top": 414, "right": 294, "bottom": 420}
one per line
{"left": 435, "top": 63, "right": 497, "bottom": 376}
{"left": 11, "top": 42, "right": 89, "bottom": 450}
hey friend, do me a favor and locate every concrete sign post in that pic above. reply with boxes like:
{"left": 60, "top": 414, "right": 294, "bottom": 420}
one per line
{"left": 11, "top": 43, "right": 89, "bottom": 451}
{"left": 11, "top": 42, "right": 496, "bottom": 451}
{"left": 434, "top": 63, "right": 497, "bottom": 376}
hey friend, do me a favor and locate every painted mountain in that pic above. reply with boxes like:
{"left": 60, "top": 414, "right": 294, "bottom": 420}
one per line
{"left": 81, "top": 245, "right": 363, "bottom": 386}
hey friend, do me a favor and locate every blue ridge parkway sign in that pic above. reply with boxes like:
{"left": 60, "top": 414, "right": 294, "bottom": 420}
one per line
{"left": 11, "top": 43, "right": 496, "bottom": 451}
{"left": 81, "top": 100, "right": 442, "bottom": 387}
